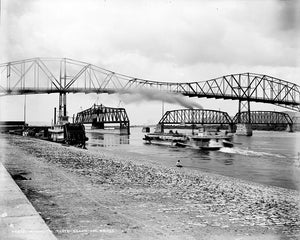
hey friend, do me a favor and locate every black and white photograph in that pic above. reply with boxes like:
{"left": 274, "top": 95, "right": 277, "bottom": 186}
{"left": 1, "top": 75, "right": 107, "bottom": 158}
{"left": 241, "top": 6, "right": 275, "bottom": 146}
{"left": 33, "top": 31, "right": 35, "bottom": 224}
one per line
{"left": 0, "top": 0, "right": 300, "bottom": 239}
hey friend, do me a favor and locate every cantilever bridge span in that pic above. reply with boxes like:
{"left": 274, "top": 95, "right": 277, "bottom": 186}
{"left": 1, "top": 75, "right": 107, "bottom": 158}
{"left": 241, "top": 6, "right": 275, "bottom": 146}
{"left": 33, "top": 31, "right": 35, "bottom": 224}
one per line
{"left": 1, "top": 58, "right": 300, "bottom": 116}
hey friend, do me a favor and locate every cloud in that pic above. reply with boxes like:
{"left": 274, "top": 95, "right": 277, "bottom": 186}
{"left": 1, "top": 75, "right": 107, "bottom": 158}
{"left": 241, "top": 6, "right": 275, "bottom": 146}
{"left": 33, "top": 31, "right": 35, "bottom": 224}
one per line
{"left": 104, "top": 1, "right": 299, "bottom": 67}
{"left": 277, "top": 0, "right": 299, "bottom": 32}
{"left": 0, "top": 0, "right": 299, "bottom": 124}
{"left": 1, "top": 0, "right": 299, "bottom": 67}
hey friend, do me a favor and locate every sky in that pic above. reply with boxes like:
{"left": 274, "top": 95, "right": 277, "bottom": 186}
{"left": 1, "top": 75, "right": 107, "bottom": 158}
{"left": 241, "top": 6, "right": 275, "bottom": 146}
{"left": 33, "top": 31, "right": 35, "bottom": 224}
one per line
{"left": 0, "top": 0, "right": 299, "bottom": 125}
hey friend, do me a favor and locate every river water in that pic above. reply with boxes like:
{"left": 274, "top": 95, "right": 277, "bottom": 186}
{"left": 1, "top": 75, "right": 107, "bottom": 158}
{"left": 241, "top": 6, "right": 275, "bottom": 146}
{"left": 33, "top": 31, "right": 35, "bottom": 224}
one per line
{"left": 85, "top": 127, "right": 300, "bottom": 191}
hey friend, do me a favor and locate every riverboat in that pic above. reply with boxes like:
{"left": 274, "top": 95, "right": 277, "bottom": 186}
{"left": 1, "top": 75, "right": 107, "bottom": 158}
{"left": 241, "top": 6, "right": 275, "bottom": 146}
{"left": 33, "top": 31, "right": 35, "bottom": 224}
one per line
{"left": 48, "top": 123, "right": 88, "bottom": 148}
{"left": 143, "top": 128, "right": 233, "bottom": 150}
{"left": 143, "top": 131, "right": 188, "bottom": 147}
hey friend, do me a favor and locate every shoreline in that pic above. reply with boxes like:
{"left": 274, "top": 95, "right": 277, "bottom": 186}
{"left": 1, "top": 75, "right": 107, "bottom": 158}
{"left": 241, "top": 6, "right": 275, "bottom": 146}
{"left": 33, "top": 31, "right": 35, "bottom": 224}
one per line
{"left": 1, "top": 134, "right": 300, "bottom": 239}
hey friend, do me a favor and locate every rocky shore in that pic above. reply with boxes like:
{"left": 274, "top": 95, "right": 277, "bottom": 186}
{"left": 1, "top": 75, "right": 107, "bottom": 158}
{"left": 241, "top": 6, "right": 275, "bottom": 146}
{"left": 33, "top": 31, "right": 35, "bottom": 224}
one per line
{"left": 1, "top": 134, "right": 300, "bottom": 239}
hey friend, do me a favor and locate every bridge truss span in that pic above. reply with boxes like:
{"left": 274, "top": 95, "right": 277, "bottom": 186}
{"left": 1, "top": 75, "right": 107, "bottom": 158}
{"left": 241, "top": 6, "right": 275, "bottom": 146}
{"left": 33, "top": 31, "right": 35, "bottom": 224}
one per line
{"left": 159, "top": 109, "right": 233, "bottom": 125}
{"left": 75, "top": 104, "right": 129, "bottom": 124}
{"left": 1, "top": 58, "right": 300, "bottom": 112}
{"left": 75, "top": 104, "right": 130, "bottom": 134}
{"left": 233, "top": 111, "right": 293, "bottom": 125}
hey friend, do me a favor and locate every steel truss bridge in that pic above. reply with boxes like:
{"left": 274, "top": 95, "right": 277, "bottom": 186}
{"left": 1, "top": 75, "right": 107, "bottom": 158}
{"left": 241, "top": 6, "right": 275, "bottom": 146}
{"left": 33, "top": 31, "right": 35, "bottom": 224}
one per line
{"left": 75, "top": 104, "right": 130, "bottom": 134}
{"left": 233, "top": 111, "right": 293, "bottom": 125}
{"left": 157, "top": 109, "right": 294, "bottom": 131}
{"left": 159, "top": 109, "right": 233, "bottom": 125}
{"left": 1, "top": 57, "right": 300, "bottom": 122}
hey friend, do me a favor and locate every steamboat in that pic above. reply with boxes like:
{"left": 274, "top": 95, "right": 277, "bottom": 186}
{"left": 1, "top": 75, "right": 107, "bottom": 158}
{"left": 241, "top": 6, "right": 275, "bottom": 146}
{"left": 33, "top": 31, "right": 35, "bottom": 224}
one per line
{"left": 143, "top": 127, "right": 233, "bottom": 150}
{"left": 48, "top": 112, "right": 88, "bottom": 148}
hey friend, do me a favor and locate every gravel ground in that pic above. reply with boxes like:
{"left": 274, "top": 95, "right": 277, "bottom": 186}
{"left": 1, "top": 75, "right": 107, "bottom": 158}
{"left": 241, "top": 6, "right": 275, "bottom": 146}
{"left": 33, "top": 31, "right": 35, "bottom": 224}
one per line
{"left": 1, "top": 133, "right": 300, "bottom": 240}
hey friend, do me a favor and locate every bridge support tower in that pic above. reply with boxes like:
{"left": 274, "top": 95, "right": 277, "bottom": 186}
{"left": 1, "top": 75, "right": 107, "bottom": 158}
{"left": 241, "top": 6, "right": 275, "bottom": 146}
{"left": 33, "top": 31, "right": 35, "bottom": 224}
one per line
{"left": 57, "top": 59, "right": 68, "bottom": 125}
{"left": 228, "top": 123, "right": 236, "bottom": 133}
{"left": 236, "top": 100, "right": 253, "bottom": 136}
{"left": 58, "top": 92, "right": 68, "bottom": 124}
{"left": 236, "top": 123, "right": 252, "bottom": 136}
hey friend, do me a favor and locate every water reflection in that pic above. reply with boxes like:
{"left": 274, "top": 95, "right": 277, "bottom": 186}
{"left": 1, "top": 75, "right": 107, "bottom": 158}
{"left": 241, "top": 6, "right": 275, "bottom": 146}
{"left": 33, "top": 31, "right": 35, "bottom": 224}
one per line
{"left": 87, "top": 131, "right": 130, "bottom": 147}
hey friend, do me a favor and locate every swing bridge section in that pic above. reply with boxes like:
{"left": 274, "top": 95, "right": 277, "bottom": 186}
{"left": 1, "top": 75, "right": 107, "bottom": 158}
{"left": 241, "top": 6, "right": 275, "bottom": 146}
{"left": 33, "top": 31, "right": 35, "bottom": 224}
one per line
{"left": 0, "top": 58, "right": 299, "bottom": 134}
{"left": 75, "top": 104, "right": 130, "bottom": 134}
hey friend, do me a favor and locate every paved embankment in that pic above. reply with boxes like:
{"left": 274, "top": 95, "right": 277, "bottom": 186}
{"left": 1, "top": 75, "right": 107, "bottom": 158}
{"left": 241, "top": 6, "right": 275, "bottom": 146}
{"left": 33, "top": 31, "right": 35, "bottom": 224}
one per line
{"left": 0, "top": 162, "right": 57, "bottom": 240}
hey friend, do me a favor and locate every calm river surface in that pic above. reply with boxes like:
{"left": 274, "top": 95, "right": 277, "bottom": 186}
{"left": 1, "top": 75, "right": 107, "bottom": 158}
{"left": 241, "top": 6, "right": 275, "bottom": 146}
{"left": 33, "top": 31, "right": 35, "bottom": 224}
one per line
{"left": 85, "top": 127, "right": 300, "bottom": 190}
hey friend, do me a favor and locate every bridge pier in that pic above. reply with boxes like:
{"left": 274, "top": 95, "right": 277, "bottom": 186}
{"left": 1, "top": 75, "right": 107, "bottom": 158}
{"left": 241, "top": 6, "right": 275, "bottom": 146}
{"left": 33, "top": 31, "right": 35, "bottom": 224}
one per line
{"left": 286, "top": 123, "right": 293, "bottom": 132}
{"left": 91, "top": 121, "right": 105, "bottom": 129}
{"left": 236, "top": 123, "right": 253, "bottom": 136}
{"left": 228, "top": 124, "right": 236, "bottom": 133}
{"left": 235, "top": 100, "right": 252, "bottom": 136}
{"left": 120, "top": 123, "right": 130, "bottom": 135}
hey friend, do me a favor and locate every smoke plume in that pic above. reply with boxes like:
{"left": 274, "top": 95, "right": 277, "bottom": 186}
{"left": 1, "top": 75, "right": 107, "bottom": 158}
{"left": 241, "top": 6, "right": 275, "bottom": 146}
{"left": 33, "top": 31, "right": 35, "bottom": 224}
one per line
{"left": 117, "top": 88, "right": 203, "bottom": 109}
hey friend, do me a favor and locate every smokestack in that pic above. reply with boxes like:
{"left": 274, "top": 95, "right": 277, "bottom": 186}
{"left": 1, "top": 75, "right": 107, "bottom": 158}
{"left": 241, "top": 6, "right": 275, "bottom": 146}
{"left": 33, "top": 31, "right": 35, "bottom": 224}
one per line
{"left": 54, "top": 107, "right": 56, "bottom": 125}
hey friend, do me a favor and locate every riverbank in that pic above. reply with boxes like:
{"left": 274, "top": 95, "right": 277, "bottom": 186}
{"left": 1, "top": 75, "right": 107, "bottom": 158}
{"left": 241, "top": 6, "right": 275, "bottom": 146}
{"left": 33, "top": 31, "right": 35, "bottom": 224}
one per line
{"left": 1, "top": 134, "right": 300, "bottom": 239}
